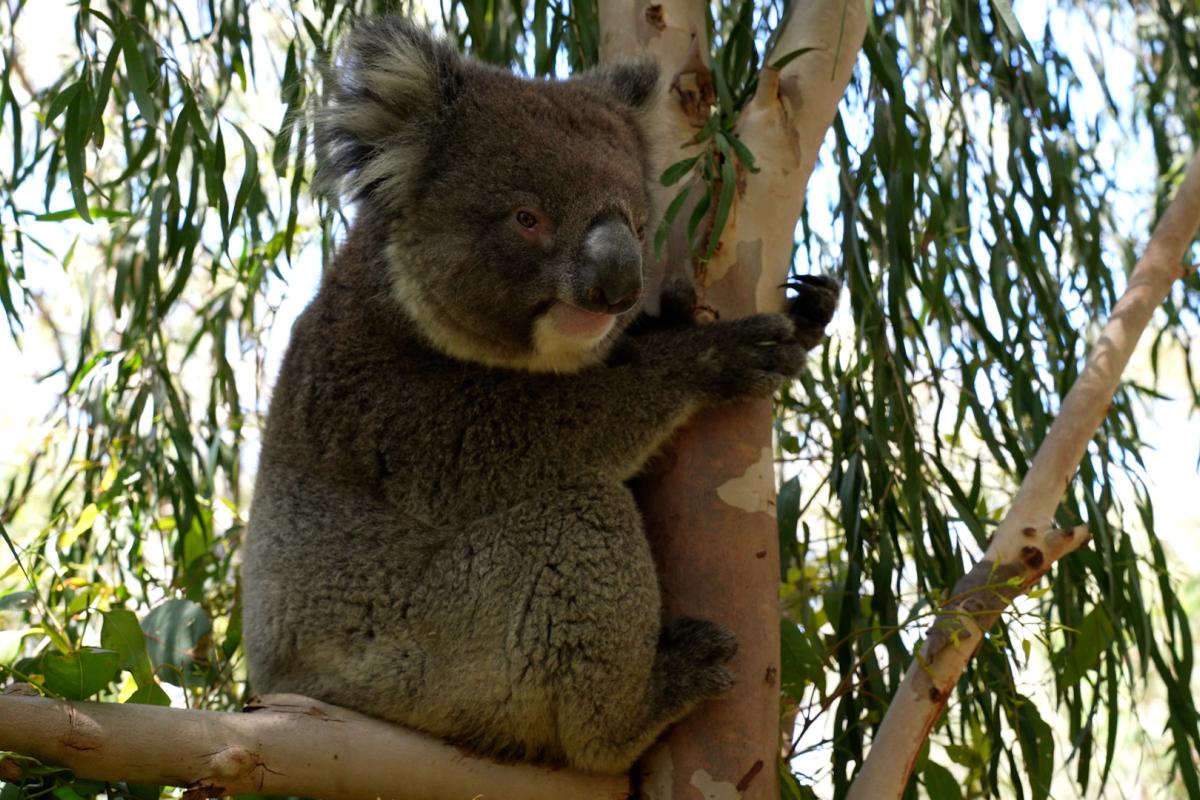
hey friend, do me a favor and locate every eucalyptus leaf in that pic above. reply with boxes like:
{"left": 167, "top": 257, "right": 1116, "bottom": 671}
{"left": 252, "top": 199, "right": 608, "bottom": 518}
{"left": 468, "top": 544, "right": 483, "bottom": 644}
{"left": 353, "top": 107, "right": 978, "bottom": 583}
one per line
{"left": 35, "top": 647, "right": 121, "bottom": 700}
{"left": 141, "top": 599, "right": 215, "bottom": 688}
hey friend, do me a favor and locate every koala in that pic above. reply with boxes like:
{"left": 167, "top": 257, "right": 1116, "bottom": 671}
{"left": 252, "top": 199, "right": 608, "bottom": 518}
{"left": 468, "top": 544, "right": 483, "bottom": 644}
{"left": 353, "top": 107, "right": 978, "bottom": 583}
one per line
{"left": 241, "top": 16, "right": 838, "bottom": 774}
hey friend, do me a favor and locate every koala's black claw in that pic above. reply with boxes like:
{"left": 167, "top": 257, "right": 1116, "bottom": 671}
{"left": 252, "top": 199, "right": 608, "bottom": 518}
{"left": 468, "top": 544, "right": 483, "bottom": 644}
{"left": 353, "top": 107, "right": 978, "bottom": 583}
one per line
{"left": 785, "top": 274, "right": 840, "bottom": 349}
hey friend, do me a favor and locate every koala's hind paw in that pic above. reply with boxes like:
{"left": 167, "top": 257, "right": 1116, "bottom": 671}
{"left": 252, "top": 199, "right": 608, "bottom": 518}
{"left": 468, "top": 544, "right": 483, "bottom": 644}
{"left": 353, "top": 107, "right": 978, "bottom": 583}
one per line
{"left": 652, "top": 617, "right": 738, "bottom": 714}
{"left": 785, "top": 274, "right": 840, "bottom": 349}
{"left": 660, "top": 617, "right": 739, "bottom": 666}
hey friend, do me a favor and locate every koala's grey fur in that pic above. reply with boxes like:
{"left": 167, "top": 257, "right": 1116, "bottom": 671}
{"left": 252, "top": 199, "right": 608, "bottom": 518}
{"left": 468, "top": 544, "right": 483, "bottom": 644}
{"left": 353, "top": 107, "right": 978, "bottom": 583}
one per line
{"left": 242, "top": 17, "right": 838, "bottom": 774}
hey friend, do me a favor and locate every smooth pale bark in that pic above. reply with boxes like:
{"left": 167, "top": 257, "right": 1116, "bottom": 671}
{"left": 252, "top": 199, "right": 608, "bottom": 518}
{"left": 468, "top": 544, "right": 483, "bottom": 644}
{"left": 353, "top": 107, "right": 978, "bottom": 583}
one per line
{"left": 848, "top": 149, "right": 1200, "bottom": 799}
{"left": 602, "top": 2, "right": 867, "bottom": 798}
{"left": 0, "top": 693, "right": 630, "bottom": 800}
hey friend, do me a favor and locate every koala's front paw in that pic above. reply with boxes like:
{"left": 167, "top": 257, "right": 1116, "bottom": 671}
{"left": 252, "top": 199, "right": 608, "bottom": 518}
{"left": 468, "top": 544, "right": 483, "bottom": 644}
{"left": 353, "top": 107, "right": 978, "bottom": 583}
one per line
{"left": 654, "top": 617, "right": 738, "bottom": 711}
{"left": 785, "top": 274, "right": 840, "bottom": 349}
{"left": 692, "top": 313, "right": 808, "bottom": 400}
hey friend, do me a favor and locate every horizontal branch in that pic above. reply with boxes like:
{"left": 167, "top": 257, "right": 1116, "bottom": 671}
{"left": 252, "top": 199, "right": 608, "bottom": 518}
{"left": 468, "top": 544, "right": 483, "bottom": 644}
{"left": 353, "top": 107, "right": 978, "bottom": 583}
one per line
{"left": 0, "top": 693, "right": 630, "bottom": 800}
{"left": 848, "top": 147, "right": 1200, "bottom": 799}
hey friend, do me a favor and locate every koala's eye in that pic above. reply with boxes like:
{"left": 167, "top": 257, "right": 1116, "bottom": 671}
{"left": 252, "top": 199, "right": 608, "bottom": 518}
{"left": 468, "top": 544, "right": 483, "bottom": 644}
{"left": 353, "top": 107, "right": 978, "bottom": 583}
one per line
{"left": 635, "top": 224, "right": 646, "bottom": 241}
{"left": 512, "top": 207, "right": 554, "bottom": 244}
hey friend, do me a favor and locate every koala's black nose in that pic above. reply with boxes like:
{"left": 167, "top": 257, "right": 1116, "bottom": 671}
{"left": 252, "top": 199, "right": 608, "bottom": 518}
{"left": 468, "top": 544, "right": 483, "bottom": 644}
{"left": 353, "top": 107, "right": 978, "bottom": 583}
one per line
{"left": 578, "top": 217, "right": 643, "bottom": 313}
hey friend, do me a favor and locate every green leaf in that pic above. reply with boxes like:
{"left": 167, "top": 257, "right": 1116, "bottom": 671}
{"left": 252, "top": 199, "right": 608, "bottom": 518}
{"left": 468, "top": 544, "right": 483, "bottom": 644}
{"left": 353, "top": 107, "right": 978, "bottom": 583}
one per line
{"left": 780, "top": 619, "right": 821, "bottom": 701}
{"left": 141, "top": 599, "right": 214, "bottom": 688}
{"left": 127, "top": 680, "right": 171, "bottom": 706}
{"left": 165, "top": 100, "right": 193, "bottom": 179}
{"left": 51, "top": 786, "right": 85, "bottom": 800}
{"left": 727, "top": 133, "right": 759, "bottom": 173}
{"left": 274, "top": 42, "right": 304, "bottom": 175}
{"left": 90, "top": 24, "right": 125, "bottom": 143}
{"left": 685, "top": 188, "right": 711, "bottom": 253}
{"left": 0, "top": 590, "right": 35, "bottom": 611}
{"left": 944, "top": 743, "right": 984, "bottom": 771}
{"left": 704, "top": 143, "right": 737, "bottom": 259}
{"left": 34, "top": 208, "right": 131, "bottom": 222}
{"left": 59, "top": 503, "right": 99, "bottom": 550}
{"left": 654, "top": 186, "right": 691, "bottom": 259}
{"left": 660, "top": 155, "right": 699, "bottom": 188}
{"left": 101, "top": 608, "right": 158, "bottom": 690}
{"left": 770, "top": 46, "right": 816, "bottom": 71}
{"left": 121, "top": 30, "right": 157, "bottom": 124}
{"left": 711, "top": 52, "right": 733, "bottom": 116}
{"left": 923, "top": 761, "right": 962, "bottom": 800}
{"left": 228, "top": 124, "right": 260, "bottom": 235}
{"left": 780, "top": 763, "right": 818, "bottom": 800}
{"left": 0, "top": 628, "right": 30, "bottom": 663}
{"left": 45, "top": 80, "right": 83, "bottom": 124}
{"left": 1060, "top": 605, "right": 1115, "bottom": 685}
{"left": 63, "top": 88, "right": 93, "bottom": 223}
{"left": 777, "top": 475, "right": 801, "bottom": 581}
{"left": 36, "top": 647, "right": 121, "bottom": 700}
{"left": 990, "top": 0, "right": 1036, "bottom": 56}
{"left": 1014, "top": 693, "right": 1055, "bottom": 800}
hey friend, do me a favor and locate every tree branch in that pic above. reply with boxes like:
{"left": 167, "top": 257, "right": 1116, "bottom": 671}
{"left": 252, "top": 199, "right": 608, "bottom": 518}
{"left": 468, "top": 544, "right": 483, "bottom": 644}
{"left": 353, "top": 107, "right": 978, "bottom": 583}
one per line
{"left": 847, "top": 148, "right": 1200, "bottom": 799}
{"left": 0, "top": 693, "right": 630, "bottom": 800}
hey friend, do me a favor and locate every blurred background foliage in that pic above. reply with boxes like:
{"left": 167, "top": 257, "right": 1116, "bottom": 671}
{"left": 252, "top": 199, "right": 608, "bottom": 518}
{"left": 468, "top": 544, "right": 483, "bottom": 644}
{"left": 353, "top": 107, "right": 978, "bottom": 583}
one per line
{"left": 0, "top": 0, "right": 1197, "bottom": 798}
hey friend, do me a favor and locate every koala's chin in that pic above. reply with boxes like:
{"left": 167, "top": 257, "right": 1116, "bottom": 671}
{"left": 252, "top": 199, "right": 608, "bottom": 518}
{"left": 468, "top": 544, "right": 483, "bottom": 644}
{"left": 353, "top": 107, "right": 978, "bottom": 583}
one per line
{"left": 451, "top": 304, "right": 625, "bottom": 374}
{"left": 527, "top": 301, "right": 624, "bottom": 372}
{"left": 391, "top": 266, "right": 626, "bottom": 374}
{"left": 421, "top": 311, "right": 620, "bottom": 374}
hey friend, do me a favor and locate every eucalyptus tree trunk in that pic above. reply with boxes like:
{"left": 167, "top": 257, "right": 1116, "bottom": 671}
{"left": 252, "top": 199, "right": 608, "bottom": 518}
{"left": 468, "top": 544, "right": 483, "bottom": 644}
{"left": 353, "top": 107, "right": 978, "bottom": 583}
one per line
{"left": 599, "top": 1, "right": 866, "bottom": 796}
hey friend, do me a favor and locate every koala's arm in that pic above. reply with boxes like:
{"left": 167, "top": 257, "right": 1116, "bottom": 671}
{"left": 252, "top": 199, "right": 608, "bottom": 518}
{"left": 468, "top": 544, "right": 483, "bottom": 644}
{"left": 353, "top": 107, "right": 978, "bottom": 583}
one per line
{"left": 496, "top": 314, "right": 806, "bottom": 481}
{"left": 512, "top": 273, "right": 841, "bottom": 481}
{"left": 365, "top": 276, "right": 839, "bottom": 499}
{"left": 382, "top": 313, "right": 814, "bottom": 494}
{"left": 627, "top": 274, "right": 840, "bottom": 347}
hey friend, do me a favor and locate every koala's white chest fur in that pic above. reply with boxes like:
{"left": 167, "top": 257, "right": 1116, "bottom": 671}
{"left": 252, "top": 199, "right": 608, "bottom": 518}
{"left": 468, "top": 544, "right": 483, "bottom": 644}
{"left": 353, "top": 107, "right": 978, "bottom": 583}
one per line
{"left": 530, "top": 306, "right": 616, "bottom": 372}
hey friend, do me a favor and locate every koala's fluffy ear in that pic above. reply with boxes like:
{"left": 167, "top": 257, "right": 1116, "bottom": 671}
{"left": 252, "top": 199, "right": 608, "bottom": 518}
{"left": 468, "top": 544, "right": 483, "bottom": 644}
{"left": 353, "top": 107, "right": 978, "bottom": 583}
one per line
{"left": 315, "top": 17, "right": 463, "bottom": 209}
{"left": 585, "top": 60, "right": 660, "bottom": 110}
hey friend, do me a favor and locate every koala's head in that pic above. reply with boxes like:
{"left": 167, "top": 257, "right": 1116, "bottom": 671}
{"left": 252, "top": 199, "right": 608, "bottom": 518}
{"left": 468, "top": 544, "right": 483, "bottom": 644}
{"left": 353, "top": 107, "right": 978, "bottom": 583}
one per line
{"left": 317, "top": 17, "right": 659, "bottom": 373}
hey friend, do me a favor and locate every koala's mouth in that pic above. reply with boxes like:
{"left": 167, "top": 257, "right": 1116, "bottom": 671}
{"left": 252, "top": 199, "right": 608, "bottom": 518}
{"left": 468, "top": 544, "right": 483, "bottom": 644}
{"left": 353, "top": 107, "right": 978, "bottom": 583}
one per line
{"left": 542, "top": 300, "right": 617, "bottom": 340}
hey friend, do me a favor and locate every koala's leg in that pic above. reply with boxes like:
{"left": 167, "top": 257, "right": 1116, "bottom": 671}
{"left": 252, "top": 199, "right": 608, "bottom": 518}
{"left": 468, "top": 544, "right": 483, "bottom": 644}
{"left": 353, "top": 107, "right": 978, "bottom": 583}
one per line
{"left": 484, "top": 480, "right": 736, "bottom": 773}
{"left": 555, "top": 615, "right": 738, "bottom": 774}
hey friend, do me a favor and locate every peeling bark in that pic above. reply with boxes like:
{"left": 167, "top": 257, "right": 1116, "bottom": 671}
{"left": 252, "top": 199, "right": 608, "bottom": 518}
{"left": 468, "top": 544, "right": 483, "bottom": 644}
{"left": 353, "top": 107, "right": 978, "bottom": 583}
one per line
{"left": 848, "top": 149, "right": 1200, "bottom": 799}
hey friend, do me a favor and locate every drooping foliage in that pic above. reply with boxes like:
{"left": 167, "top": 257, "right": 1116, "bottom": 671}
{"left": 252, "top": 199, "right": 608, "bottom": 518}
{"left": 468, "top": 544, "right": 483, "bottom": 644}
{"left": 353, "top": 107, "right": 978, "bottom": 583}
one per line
{"left": 0, "top": 0, "right": 1196, "bottom": 798}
